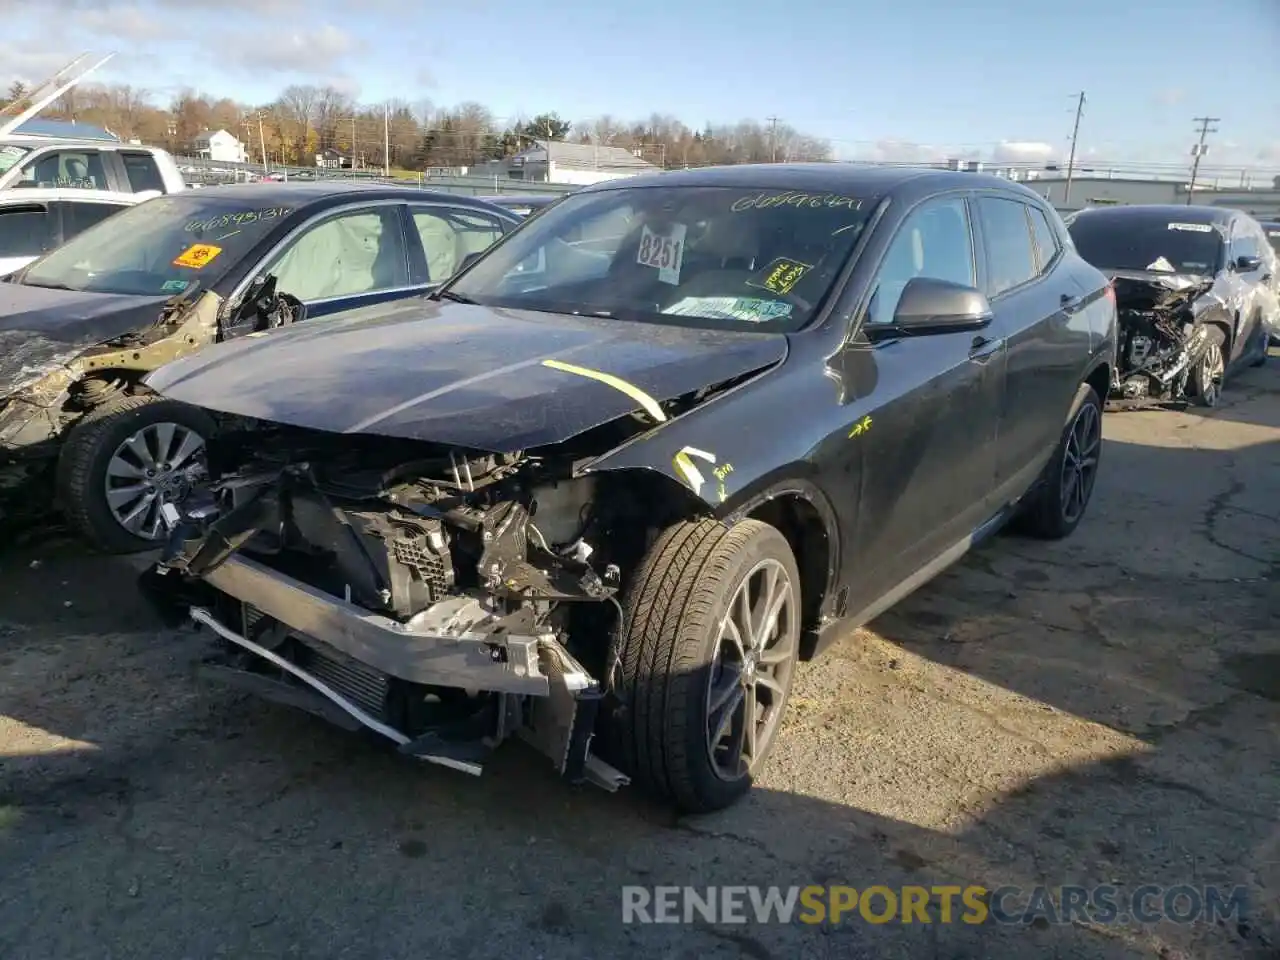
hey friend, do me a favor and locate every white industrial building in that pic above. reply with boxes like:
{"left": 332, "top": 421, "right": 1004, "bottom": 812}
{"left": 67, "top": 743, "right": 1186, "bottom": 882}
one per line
{"left": 471, "top": 139, "right": 658, "bottom": 186}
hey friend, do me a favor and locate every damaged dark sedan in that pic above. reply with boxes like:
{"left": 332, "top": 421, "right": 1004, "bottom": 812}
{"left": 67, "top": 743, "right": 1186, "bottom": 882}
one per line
{"left": 1066, "top": 204, "right": 1275, "bottom": 406}
{"left": 140, "top": 164, "right": 1116, "bottom": 812}
{"left": 0, "top": 183, "right": 519, "bottom": 551}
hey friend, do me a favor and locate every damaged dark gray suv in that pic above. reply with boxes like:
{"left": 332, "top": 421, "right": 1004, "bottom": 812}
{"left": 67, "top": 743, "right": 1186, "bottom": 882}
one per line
{"left": 140, "top": 164, "right": 1117, "bottom": 812}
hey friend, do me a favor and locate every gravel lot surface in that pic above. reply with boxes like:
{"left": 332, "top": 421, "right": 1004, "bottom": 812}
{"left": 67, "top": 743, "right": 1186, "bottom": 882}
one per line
{"left": 1, "top": 362, "right": 1277, "bottom": 960}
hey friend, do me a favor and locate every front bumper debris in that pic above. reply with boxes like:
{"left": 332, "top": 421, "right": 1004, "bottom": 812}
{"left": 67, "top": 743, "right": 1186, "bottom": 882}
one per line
{"left": 164, "top": 554, "right": 630, "bottom": 792}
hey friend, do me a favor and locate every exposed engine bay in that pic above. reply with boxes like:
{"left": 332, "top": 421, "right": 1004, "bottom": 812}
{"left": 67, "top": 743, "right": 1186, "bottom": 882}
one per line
{"left": 1110, "top": 273, "right": 1216, "bottom": 403}
{"left": 0, "top": 278, "right": 303, "bottom": 526}
{"left": 143, "top": 420, "right": 689, "bottom": 791}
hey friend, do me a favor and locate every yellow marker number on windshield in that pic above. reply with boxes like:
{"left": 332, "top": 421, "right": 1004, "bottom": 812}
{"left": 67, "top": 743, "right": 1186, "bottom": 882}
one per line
{"left": 173, "top": 243, "right": 223, "bottom": 269}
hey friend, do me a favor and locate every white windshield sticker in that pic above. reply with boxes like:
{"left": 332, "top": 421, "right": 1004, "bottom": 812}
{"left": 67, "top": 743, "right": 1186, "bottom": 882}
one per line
{"left": 636, "top": 223, "right": 687, "bottom": 285}
{"left": 662, "top": 296, "right": 793, "bottom": 323}
{"left": 1167, "top": 222, "right": 1213, "bottom": 233}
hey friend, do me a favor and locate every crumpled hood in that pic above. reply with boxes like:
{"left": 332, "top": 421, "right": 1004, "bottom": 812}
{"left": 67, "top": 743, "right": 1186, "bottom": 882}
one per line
{"left": 0, "top": 282, "right": 170, "bottom": 395}
{"left": 145, "top": 300, "right": 788, "bottom": 451}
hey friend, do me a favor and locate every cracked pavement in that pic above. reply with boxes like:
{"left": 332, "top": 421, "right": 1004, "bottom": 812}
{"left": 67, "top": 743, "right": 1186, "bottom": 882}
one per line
{"left": 0, "top": 362, "right": 1277, "bottom": 960}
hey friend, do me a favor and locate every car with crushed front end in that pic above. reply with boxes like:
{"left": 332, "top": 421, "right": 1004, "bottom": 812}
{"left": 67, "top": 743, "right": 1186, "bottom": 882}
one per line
{"left": 138, "top": 163, "right": 1117, "bottom": 813}
{"left": 1065, "top": 204, "right": 1275, "bottom": 406}
{"left": 0, "top": 182, "right": 520, "bottom": 552}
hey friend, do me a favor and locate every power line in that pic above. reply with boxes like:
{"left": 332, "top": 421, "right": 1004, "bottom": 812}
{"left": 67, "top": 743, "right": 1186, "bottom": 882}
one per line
{"left": 1187, "top": 116, "right": 1220, "bottom": 204}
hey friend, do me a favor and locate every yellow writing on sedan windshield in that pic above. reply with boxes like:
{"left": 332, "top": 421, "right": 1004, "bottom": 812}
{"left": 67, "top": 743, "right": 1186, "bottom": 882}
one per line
{"left": 731, "top": 192, "right": 862, "bottom": 213}
{"left": 184, "top": 207, "right": 291, "bottom": 233}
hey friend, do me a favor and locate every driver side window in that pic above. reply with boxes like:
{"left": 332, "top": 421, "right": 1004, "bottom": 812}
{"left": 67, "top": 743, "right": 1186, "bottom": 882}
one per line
{"left": 261, "top": 206, "right": 408, "bottom": 302}
{"left": 865, "top": 196, "right": 975, "bottom": 325}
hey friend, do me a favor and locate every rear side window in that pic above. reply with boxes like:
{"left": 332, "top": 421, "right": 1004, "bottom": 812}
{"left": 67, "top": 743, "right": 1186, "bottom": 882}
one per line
{"left": 1027, "top": 206, "right": 1060, "bottom": 272}
{"left": 16, "top": 150, "right": 108, "bottom": 190}
{"left": 59, "top": 201, "right": 128, "bottom": 239}
{"left": 120, "top": 152, "right": 165, "bottom": 193}
{"left": 978, "top": 196, "right": 1038, "bottom": 296}
{"left": 0, "top": 205, "right": 53, "bottom": 258}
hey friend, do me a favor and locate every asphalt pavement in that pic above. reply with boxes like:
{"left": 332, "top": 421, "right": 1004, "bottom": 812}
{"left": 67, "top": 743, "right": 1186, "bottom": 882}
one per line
{"left": 1, "top": 362, "right": 1277, "bottom": 960}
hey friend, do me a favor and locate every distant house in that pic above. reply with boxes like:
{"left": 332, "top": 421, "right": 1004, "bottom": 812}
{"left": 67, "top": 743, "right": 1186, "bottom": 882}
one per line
{"left": 10, "top": 118, "right": 118, "bottom": 142}
{"left": 193, "top": 129, "right": 248, "bottom": 164}
{"left": 473, "top": 139, "right": 658, "bottom": 186}
{"left": 316, "top": 147, "right": 355, "bottom": 169}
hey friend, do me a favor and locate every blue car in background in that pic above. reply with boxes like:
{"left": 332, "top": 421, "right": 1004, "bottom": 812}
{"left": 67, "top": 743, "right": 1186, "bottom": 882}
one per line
{"left": 0, "top": 182, "right": 521, "bottom": 553}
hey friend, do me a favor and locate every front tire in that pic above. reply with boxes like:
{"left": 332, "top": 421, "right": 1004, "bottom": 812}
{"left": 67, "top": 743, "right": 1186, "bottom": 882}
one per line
{"left": 1190, "top": 326, "right": 1226, "bottom": 407}
{"left": 55, "top": 394, "right": 216, "bottom": 554}
{"left": 606, "top": 518, "right": 802, "bottom": 813}
{"left": 1014, "top": 382, "right": 1103, "bottom": 541}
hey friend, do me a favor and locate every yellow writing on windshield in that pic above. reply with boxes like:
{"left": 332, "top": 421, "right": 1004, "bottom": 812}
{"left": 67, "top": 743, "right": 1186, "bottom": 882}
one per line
{"left": 748, "top": 257, "right": 811, "bottom": 295}
{"left": 185, "top": 207, "right": 291, "bottom": 233}
{"left": 731, "top": 192, "right": 862, "bottom": 213}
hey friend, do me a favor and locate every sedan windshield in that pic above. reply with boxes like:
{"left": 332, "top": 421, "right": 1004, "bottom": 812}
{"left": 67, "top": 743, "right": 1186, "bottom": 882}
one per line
{"left": 445, "top": 184, "right": 875, "bottom": 332}
{"left": 19, "top": 194, "right": 293, "bottom": 296}
{"left": 1068, "top": 215, "right": 1225, "bottom": 276}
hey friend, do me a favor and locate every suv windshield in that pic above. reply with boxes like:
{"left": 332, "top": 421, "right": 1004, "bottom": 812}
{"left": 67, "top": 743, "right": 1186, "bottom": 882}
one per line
{"left": 19, "top": 194, "right": 293, "bottom": 296}
{"left": 0, "top": 144, "right": 30, "bottom": 175}
{"left": 1068, "top": 214, "right": 1225, "bottom": 276}
{"left": 446, "top": 184, "right": 875, "bottom": 332}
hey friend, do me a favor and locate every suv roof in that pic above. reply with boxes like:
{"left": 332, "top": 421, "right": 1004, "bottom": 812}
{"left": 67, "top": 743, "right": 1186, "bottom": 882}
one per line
{"left": 0, "top": 187, "right": 146, "bottom": 205}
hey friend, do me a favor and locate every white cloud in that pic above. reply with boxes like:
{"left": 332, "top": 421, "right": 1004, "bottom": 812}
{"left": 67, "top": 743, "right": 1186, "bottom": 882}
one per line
{"left": 232, "top": 23, "right": 357, "bottom": 73}
{"left": 1153, "top": 88, "right": 1185, "bottom": 108}
{"left": 74, "top": 5, "right": 165, "bottom": 41}
{"left": 990, "top": 140, "right": 1058, "bottom": 165}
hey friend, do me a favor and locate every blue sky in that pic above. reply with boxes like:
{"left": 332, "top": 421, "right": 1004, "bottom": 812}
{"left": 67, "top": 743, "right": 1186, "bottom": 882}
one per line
{"left": 7, "top": 0, "right": 1280, "bottom": 170}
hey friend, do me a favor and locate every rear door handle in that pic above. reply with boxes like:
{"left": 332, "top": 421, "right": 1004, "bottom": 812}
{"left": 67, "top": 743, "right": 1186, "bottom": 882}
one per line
{"left": 968, "top": 335, "right": 1003, "bottom": 362}
{"left": 1061, "top": 292, "right": 1084, "bottom": 312}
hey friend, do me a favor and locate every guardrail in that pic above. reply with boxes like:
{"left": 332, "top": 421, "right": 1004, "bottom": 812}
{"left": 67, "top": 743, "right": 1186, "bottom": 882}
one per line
{"left": 174, "top": 155, "right": 574, "bottom": 198}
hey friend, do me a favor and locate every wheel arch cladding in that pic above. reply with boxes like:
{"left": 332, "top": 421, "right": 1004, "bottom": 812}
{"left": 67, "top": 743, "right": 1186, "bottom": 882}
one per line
{"left": 743, "top": 492, "right": 833, "bottom": 651}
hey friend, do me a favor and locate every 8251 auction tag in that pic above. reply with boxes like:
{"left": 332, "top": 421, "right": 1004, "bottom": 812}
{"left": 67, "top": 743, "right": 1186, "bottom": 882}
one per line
{"left": 636, "top": 223, "right": 687, "bottom": 285}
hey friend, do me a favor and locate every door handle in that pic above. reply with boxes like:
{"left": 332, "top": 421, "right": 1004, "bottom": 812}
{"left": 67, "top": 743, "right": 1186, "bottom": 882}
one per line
{"left": 968, "top": 334, "right": 1002, "bottom": 362}
{"left": 1060, "top": 292, "right": 1083, "bottom": 312}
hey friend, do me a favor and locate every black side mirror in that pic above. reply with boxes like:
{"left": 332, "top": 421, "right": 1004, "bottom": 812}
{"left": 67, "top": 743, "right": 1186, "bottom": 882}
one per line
{"left": 882, "top": 276, "right": 994, "bottom": 336}
{"left": 1234, "top": 254, "right": 1263, "bottom": 273}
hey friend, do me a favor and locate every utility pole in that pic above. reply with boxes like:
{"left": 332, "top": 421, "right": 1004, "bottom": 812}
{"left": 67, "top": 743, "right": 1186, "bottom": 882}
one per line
{"left": 1063, "top": 92, "right": 1086, "bottom": 207}
{"left": 383, "top": 102, "right": 390, "bottom": 177}
{"left": 1187, "top": 116, "right": 1219, "bottom": 205}
{"left": 257, "top": 110, "right": 268, "bottom": 172}
{"left": 766, "top": 116, "right": 779, "bottom": 163}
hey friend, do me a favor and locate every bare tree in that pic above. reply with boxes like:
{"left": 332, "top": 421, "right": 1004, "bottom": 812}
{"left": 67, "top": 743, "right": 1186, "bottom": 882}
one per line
{"left": 276, "top": 84, "right": 319, "bottom": 163}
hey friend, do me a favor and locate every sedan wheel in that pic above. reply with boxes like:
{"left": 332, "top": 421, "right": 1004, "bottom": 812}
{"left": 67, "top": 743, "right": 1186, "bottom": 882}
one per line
{"left": 606, "top": 518, "right": 802, "bottom": 813}
{"left": 1191, "top": 328, "right": 1226, "bottom": 407}
{"left": 56, "top": 394, "right": 217, "bottom": 554}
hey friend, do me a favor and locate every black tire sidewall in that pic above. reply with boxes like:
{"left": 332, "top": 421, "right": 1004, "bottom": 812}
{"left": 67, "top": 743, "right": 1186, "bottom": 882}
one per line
{"left": 56, "top": 397, "right": 215, "bottom": 554}
{"left": 671, "top": 523, "right": 802, "bottom": 811}
{"left": 1020, "top": 383, "right": 1102, "bottom": 540}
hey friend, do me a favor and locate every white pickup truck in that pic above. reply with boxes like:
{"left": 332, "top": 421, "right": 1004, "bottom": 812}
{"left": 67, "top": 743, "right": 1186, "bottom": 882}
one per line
{"left": 0, "top": 138, "right": 187, "bottom": 195}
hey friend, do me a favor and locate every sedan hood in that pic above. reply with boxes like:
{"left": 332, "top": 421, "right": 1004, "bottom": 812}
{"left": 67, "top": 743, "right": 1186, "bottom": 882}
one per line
{"left": 0, "top": 282, "right": 171, "bottom": 395}
{"left": 146, "top": 300, "right": 788, "bottom": 452}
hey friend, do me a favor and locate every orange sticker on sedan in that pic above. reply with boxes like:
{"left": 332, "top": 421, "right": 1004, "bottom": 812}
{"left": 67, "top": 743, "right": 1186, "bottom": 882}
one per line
{"left": 173, "top": 243, "right": 223, "bottom": 269}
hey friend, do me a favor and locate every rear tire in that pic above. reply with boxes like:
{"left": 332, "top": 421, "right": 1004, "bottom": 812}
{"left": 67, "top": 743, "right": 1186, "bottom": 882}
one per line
{"left": 55, "top": 394, "right": 216, "bottom": 555}
{"left": 605, "top": 518, "right": 802, "bottom": 813}
{"left": 1014, "top": 383, "right": 1103, "bottom": 541}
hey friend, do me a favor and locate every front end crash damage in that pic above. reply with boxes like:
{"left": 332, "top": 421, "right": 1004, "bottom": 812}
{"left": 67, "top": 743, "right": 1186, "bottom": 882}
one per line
{"left": 0, "top": 280, "right": 303, "bottom": 524}
{"left": 1110, "top": 273, "right": 1217, "bottom": 404}
{"left": 143, "top": 422, "right": 720, "bottom": 791}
